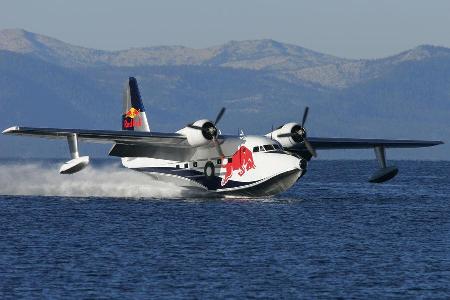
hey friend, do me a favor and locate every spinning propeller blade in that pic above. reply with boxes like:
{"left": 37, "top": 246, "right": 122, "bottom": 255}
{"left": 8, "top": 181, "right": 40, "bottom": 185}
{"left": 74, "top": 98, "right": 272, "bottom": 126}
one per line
{"left": 300, "top": 106, "right": 316, "bottom": 157}
{"left": 213, "top": 107, "right": 226, "bottom": 158}
{"left": 301, "top": 106, "right": 309, "bottom": 127}
{"left": 303, "top": 139, "right": 317, "bottom": 158}
{"left": 213, "top": 137, "right": 224, "bottom": 158}
{"left": 214, "top": 107, "right": 226, "bottom": 125}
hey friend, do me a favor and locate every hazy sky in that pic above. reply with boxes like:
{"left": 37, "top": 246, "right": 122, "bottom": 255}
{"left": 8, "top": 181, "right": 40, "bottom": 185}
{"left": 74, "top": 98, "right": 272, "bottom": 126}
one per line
{"left": 1, "top": 0, "right": 450, "bottom": 59}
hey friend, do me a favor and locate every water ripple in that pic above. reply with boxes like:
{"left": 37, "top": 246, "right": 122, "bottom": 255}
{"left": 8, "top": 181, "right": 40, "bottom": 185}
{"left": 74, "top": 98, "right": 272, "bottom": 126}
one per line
{"left": 1, "top": 160, "right": 450, "bottom": 298}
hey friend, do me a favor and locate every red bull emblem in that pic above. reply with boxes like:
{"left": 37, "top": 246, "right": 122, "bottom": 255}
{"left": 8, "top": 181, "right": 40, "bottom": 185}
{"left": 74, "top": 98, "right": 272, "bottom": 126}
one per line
{"left": 221, "top": 145, "right": 256, "bottom": 186}
{"left": 123, "top": 107, "right": 142, "bottom": 128}
{"left": 126, "top": 107, "right": 140, "bottom": 118}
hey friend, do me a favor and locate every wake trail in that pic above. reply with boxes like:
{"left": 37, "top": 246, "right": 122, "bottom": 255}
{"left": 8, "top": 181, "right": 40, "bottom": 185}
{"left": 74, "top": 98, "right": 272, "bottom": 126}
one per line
{"left": 0, "top": 161, "right": 193, "bottom": 199}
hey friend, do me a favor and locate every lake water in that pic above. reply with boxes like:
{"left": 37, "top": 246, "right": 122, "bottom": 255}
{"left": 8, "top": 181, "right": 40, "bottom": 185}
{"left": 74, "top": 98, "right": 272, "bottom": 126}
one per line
{"left": 1, "top": 160, "right": 449, "bottom": 298}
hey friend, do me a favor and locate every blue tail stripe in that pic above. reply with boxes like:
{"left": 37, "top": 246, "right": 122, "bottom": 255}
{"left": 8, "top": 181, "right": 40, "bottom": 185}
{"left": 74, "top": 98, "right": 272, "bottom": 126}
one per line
{"left": 129, "top": 77, "right": 145, "bottom": 112}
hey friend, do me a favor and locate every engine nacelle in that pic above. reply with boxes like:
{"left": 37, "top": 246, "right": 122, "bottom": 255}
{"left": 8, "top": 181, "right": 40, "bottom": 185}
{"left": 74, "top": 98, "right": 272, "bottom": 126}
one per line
{"left": 266, "top": 122, "right": 304, "bottom": 147}
{"left": 177, "top": 119, "right": 217, "bottom": 147}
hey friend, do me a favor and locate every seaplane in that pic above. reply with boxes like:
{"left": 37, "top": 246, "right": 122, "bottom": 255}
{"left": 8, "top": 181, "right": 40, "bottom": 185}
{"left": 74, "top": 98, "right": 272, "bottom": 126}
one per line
{"left": 2, "top": 77, "right": 443, "bottom": 197}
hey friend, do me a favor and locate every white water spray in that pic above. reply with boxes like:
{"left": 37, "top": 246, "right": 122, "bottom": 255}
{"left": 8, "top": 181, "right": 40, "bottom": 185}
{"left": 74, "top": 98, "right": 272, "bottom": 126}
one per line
{"left": 0, "top": 161, "right": 193, "bottom": 198}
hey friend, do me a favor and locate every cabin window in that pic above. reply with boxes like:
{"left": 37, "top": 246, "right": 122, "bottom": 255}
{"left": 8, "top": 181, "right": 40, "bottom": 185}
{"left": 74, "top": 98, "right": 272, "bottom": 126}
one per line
{"left": 228, "top": 157, "right": 233, "bottom": 163}
{"left": 193, "top": 162, "right": 198, "bottom": 167}
{"left": 184, "top": 163, "right": 188, "bottom": 168}
{"left": 264, "top": 144, "right": 275, "bottom": 151}
{"left": 253, "top": 146, "right": 259, "bottom": 152}
{"left": 273, "top": 144, "right": 281, "bottom": 150}
{"left": 176, "top": 165, "right": 180, "bottom": 169}
{"left": 217, "top": 159, "right": 222, "bottom": 165}
{"left": 260, "top": 146, "right": 265, "bottom": 152}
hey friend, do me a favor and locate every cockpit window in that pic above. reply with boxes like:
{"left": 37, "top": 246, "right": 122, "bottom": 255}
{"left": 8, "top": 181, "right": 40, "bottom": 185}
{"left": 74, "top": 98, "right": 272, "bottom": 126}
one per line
{"left": 253, "top": 144, "right": 283, "bottom": 152}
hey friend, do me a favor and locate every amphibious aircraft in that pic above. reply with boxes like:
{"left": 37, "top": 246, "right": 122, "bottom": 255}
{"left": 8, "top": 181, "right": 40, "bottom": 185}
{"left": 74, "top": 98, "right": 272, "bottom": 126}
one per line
{"left": 2, "top": 77, "right": 443, "bottom": 197}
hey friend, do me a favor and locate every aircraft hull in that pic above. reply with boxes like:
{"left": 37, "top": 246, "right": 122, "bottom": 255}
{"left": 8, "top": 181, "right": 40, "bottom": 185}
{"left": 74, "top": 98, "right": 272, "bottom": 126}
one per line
{"left": 123, "top": 135, "right": 304, "bottom": 197}
{"left": 135, "top": 168, "right": 303, "bottom": 198}
{"left": 219, "top": 169, "right": 303, "bottom": 198}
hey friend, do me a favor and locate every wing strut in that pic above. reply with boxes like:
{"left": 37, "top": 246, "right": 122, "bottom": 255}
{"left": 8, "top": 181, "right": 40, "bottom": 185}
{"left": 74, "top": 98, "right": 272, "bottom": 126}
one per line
{"left": 68, "top": 133, "right": 79, "bottom": 159}
{"left": 369, "top": 146, "right": 398, "bottom": 183}
{"left": 59, "top": 133, "right": 90, "bottom": 174}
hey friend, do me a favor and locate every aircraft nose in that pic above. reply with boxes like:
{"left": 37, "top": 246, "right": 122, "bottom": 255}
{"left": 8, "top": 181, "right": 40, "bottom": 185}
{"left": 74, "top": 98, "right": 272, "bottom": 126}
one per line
{"left": 282, "top": 153, "right": 303, "bottom": 170}
{"left": 299, "top": 157, "right": 308, "bottom": 171}
{"left": 284, "top": 154, "right": 308, "bottom": 173}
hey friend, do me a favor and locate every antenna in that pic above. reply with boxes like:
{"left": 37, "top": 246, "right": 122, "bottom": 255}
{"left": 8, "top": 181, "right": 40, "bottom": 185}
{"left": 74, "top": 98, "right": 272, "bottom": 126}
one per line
{"left": 270, "top": 124, "right": 274, "bottom": 139}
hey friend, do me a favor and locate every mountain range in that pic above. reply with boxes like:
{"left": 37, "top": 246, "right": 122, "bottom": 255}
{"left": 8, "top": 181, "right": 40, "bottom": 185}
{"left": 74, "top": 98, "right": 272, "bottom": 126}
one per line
{"left": 0, "top": 28, "right": 448, "bottom": 160}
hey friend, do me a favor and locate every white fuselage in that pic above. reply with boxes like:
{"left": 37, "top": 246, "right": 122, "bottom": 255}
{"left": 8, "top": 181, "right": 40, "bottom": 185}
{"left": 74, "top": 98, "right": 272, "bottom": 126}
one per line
{"left": 121, "top": 135, "right": 305, "bottom": 197}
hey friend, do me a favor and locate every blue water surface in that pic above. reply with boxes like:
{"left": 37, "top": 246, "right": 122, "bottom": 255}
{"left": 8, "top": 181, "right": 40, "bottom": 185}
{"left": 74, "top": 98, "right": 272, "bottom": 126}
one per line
{"left": 1, "top": 160, "right": 450, "bottom": 298}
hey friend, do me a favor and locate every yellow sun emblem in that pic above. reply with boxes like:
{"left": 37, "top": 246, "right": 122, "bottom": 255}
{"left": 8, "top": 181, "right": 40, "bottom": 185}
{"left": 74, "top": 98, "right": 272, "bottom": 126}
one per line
{"left": 125, "top": 107, "right": 140, "bottom": 119}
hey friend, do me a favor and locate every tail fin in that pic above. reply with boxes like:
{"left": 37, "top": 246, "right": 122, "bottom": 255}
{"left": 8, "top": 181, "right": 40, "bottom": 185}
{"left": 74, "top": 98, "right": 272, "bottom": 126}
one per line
{"left": 122, "top": 77, "right": 150, "bottom": 132}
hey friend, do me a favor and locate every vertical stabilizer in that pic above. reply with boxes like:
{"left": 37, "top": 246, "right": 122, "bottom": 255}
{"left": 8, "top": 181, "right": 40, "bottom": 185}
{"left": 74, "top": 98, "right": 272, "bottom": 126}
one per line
{"left": 122, "top": 77, "right": 150, "bottom": 132}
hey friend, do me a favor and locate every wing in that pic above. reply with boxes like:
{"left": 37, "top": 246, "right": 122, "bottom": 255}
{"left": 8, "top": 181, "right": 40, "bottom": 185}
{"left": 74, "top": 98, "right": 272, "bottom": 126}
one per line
{"left": 286, "top": 137, "right": 443, "bottom": 153}
{"left": 286, "top": 137, "right": 443, "bottom": 183}
{"left": 2, "top": 126, "right": 188, "bottom": 146}
{"left": 307, "top": 137, "right": 443, "bottom": 149}
{"left": 2, "top": 126, "right": 198, "bottom": 161}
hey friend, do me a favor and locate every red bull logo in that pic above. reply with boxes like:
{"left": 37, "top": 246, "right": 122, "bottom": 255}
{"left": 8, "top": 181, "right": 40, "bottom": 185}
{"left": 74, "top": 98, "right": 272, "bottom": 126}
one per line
{"left": 125, "top": 107, "right": 140, "bottom": 118}
{"left": 123, "top": 107, "right": 142, "bottom": 128}
{"left": 221, "top": 145, "right": 256, "bottom": 186}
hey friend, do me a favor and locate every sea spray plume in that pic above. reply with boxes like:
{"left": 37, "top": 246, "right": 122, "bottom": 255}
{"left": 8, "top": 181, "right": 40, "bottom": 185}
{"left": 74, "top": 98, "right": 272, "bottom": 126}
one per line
{"left": 0, "top": 161, "right": 191, "bottom": 198}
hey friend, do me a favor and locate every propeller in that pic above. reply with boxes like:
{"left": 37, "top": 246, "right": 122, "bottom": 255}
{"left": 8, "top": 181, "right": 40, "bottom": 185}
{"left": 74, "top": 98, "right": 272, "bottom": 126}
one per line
{"left": 301, "top": 106, "right": 309, "bottom": 127}
{"left": 277, "top": 107, "right": 317, "bottom": 157}
{"left": 215, "top": 107, "right": 226, "bottom": 125}
{"left": 187, "top": 107, "right": 226, "bottom": 158}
